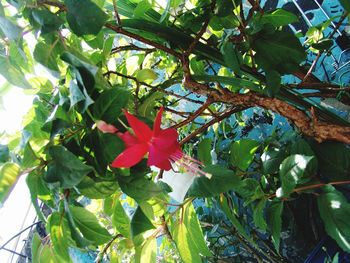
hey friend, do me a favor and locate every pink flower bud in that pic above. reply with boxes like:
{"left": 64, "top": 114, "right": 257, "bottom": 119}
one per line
{"left": 96, "top": 120, "right": 118, "bottom": 134}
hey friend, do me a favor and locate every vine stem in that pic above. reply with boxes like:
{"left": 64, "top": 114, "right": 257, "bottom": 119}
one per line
{"left": 268, "top": 180, "right": 350, "bottom": 199}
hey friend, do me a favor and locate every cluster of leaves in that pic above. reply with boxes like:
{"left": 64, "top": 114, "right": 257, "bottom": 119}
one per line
{"left": 0, "top": 0, "right": 349, "bottom": 262}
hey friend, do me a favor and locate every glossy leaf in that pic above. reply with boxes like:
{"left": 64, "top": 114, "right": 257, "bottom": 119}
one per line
{"left": 221, "top": 41, "right": 242, "bottom": 74}
{"left": 172, "top": 202, "right": 210, "bottom": 263}
{"left": 65, "top": 0, "right": 108, "bottom": 36}
{"left": 278, "top": 154, "right": 316, "bottom": 197}
{"left": 118, "top": 176, "right": 163, "bottom": 202}
{"left": 230, "top": 139, "right": 259, "bottom": 171}
{"left": 261, "top": 147, "right": 286, "bottom": 174}
{"left": 187, "top": 165, "right": 241, "bottom": 197}
{"left": 77, "top": 176, "right": 119, "bottom": 199}
{"left": 130, "top": 206, "right": 155, "bottom": 239}
{"left": 220, "top": 195, "right": 254, "bottom": 244}
{"left": 136, "top": 68, "right": 158, "bottom": 82}
{"left": 253, "top": 30, "right": 306, "bottom": 74}
{"left": 0, "top": 163, "right": 21, "bottom": 205}
{"left": 312, "top": 142, "right": 350, "bottom": 180}
{"left": 112, "top": 199, "right": 131, "bottom": 238}
{"left": 318, "top": 185, "right": 350, "bottom": 252}
{"left": 48, "top": 212, "right": 71, "bottom": 262}
{"left": 0, "top": 144, "right": 9, "bottom": 163}
{"left": 135, "top": 238, "right": 157, "bottom": 263}
{"left": 45, "top": 146, "right": 93, "bottom": 188}
{"left": 265, "top": 70, "right": 281, "bottom": 96}
{"left": 0, "top": 16, "right": 21, "bottom": 41}
{"left": 93, "top": 87, "right": 130, "bottom": 124}
{"left": 267, "top": 201, "right": 284, "bottom": 252}
{"left": 253, "top": 199, "right": 267, "bottom": 232}
{"left": 70, "top": 205, "right": 112, "bottom": 245}
{"left": 339, "top": 0, "right": 350, "bottom": 12}
{"left": 261, "top": 9, "right": 298, "bottom": 27}
{"left": 0, "top": 55, "right": 31, "bottom": 89}
{"left": 197, "top": 138, "right": 212, "bottom": 166}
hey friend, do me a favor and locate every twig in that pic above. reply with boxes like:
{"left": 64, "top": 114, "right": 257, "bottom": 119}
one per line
{"left": 96, "top": 234, "right": 122, "bottom": 263}
{"left": 105, "top": 23, "right": 182, "bottom": 59}
{"left": 267, "top": 180, "right": 350, "bottom": 199}
{"left": 171, "top": 98, "right": 213, "bottom": 129}
{"left": 111, "top": 0, "right": 121, "bottom": 26}
{"left": 180, "top": 107, "right": 244, "bottom": 145}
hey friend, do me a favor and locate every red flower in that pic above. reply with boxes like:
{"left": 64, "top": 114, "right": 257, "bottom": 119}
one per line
{"left": 111, "top": 107, "right": 183, "bottom": 170}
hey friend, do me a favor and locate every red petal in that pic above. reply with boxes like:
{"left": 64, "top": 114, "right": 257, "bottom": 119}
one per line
{"left": 148, "top": 145, "right": 172, "bottom": 170}
{"left": 124, "top": 110, "right": 152, "bottom": 142}
{"left": 118, "top": 131, "right": 139, "bottom": 148}
{"left": 111, "top": 143, "right": 148, "bottom": 168}
{"left": 152, "top": 128, "right": 180, "bottom": 150}
{"left": 153, "top": 107, "right": 164, "bottom": 135}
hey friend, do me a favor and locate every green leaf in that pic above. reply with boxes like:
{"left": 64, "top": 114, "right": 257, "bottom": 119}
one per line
{"left": 135, "top": 238, "right": 157, "bottom": 263}
{"left": 131, "top": 206, "right": 155, "bottom": 239}
{"left": 318, "top": 185, "right": 350, "bottom": 252}
{"left": 76, "top": 176, "right": 119, "bottom": 199}
{"left": 187, "top": 165, "right": 241, "bottom": 197}
{"left": 253, "top": 199, "right": 267, "bottom": 232}
{"left": 65, "top": 0, "right": 108, "bottom": 36}
{"left": 253, "top": 30, "right": 306, "bottom": 74}
{"left": 311, "top": 39, "right": 333, "bottom": 51}
{"left": 118, "top": 176, "right": 163, "bottom": 202}
{"left": 33, "top": 41, "right": 61, "bottom": 72}
{"left": 112, "top": 199, "right": 131, "bottom": 238}
{"left": 0, "top": 16, "right": 21, "bottom": 41}
{"left": 31, "top": 233, "right": 42, "bottom": 263}
{"left": 339, "top": 0, "right": 350, "bottom": 12}
{"left": 92, "top": 131, "right": 124, "bottom": 174}
{"left": 221, "top": 41, "right": 242, "bottom": 74}
{"left": 61, "top": 52, "right": 98, "bottom": 91}
{"left": 0, "top": 144, "right": 9, "bottom": 163}
{"left": 138, "top": 91, "right": 163, "bottom": 118}
{"left": 0, "top": 163, "right": 20, "bottom": 205}
{"left": 22, "top": 142, "right": 40, "bottom": 169}
{"left": 45, "top": 145, "right": 93, "bottom": 188}
{"left": 230, "top": 139, "right": 259, "bottom": 171}
{"left": 70, "top": 205, "right": 112, "bottom": 245}
{"left": 220, "top": 195, "right": 254, "bottom": 244}
{"left": 134, "top": 0, "right": 152, "bottom": 18}
{"left": 290, "top": 139, "right": 314, "bottom": 156}
{"left": 215, "top": 0, "right": 235, "bottom": 17}
{"left": 261, "top": 9, "right": 298, "bottom": 27}
{"left": 265, "top": 70, "right": 281, "bottom": 96}
{"left": 267, "top": 201, "right": 284, "bottom": 252}
{"left": 183, "top": 203, "right": 211, "bottom": 256}
{"left": 278, "top": 154, "right": 316, "bottom": 197}
{"left": 26, "top": 171, "right": 49, "bottom": 222}
{"left": 48, "top": 212, "right": 71, "bottom": 262}
{"left": 65, "top": 206, "right": 93, "bottom": 248}
{"left": 166, "top": 203, "right": 210, "bottom": 261}
{"left": 136, "top": 68, "right": 158, "bottom": 82}
{"left": 235, "top": 178, "right": 265, "bottom": 204}
{"left": 93, "top": 87, "right": 130, "bottom": 124}
{"left": 173, "top": 222, "right": 201, "bottom": 262}
{"left": 31, "top": 9, "right": 64, "bottom": 34}
{"left": 261, "top": 147, "right": 286, "bottom": 174}
{"left": 0, "top": 55, "right": 31, "bottom": 89}
{"left": 312, "top": 142, "right": 350, "bottom": 180}
{"left": 197, "top": 138, "right": 212, "bottom": 166}
{"left": 68, "top": 81, "right": 93, "bottom": 113}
